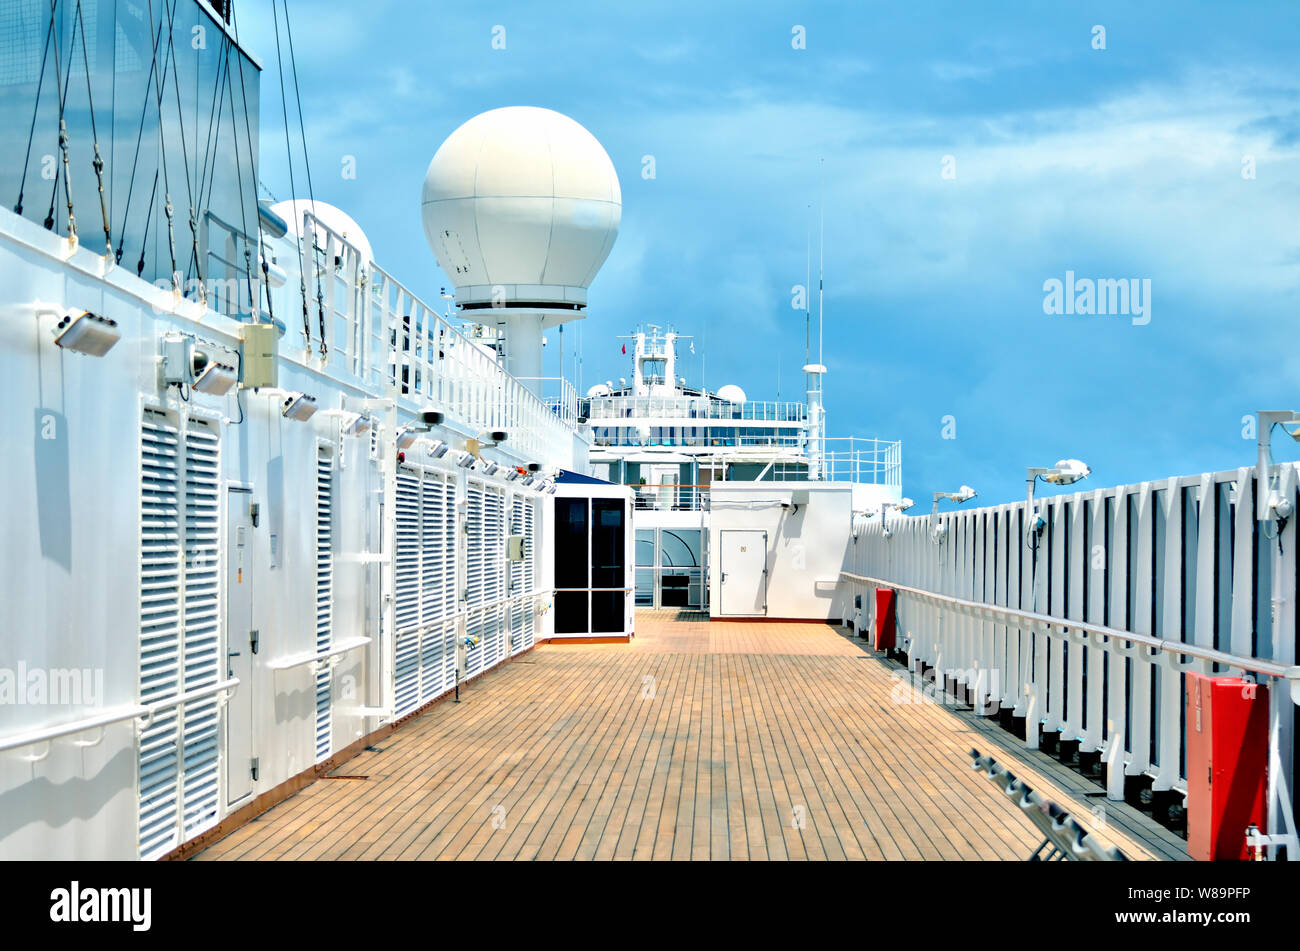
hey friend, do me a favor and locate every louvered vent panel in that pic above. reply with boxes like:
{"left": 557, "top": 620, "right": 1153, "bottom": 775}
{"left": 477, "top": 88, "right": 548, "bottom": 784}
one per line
{"left": 394, "top": 469, "right": 422, "bottom": 716}
{"left": 180, "top": 419, "right": 221, "bottom": 839}
{"left": 511, "top": 496, "right": 537, "bottom": 654}
{"left": 523, "top": 497, "right": 536, "bottom": 650}
{"left": 138, "top": 411, "right": 182, "bottom": 859}
{"left": 441, "top": 476, "right": 458, "bottom": 687}
{"left": 465, "top": 483, "right": 486, "bottom": 676}
{"left": 315, "top": 446, "right": 335, "bottom": 761}
{"left": 483, "top": 488, "right": 505, "bottom": 667}
{"left": 418, "top": 475, "right": 449, "bottom": 703}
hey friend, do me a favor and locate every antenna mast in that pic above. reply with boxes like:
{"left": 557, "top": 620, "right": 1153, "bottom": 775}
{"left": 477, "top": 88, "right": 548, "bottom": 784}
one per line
{"left": 805, "top": 205, "right": 811, "bottom": 398}
{"left": 818, "top": 157, "right": 824, "bottom": 370}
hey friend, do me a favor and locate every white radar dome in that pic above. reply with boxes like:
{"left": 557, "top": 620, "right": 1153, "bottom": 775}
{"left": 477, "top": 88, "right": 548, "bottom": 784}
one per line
{"left": 271, "top": 199, "right": 374, "bottom": 263}
{"left": 421, "top": 106, "right": 621, "bottom": 309}
{"left": 586, "top": 383, "right": 612, "bottom": 398}
{"left": 717, "top": 384, "right": 747, "bottom": 404}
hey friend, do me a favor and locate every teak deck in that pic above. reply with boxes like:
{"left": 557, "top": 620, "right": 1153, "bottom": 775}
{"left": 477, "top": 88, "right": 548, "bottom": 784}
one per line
{"left": 196, "top": 610, "right": 1189, "bottom": 861}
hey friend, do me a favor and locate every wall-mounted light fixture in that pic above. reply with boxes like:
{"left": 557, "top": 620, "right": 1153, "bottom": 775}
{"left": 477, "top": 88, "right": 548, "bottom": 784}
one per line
{"left": 281, "top": 393, "right": 318, "bottom": 421}
{"left": 1026, "top": 460, "right": 1089, "bottom": 541}
{"left": 53, "top": 309, "right": 120, "bottom": 357}
{"left": 930, "top": 485, "right": 977, "bottom": 542}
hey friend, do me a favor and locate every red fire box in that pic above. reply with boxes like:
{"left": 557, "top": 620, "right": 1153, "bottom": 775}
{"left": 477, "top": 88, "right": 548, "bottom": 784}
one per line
{"left": 1184, "top": 673, "right": 1269, "bottom": 861}
{"left": 874, "top": 588, "right": 897, "bottom": 652}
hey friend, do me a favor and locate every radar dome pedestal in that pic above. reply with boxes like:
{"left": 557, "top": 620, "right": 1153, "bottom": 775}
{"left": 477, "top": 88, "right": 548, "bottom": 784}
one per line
{"left": 421, "top": 106, "right": 621, "bottom": 386}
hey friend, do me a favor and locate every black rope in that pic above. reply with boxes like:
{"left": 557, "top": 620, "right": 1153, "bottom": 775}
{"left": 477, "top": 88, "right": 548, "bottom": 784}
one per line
{"left": 115, "top": 10, "right": 169, "bottom": 264}
{"left": 219, "top": 35, "right": 256, "bottom": 322}
{"left": 160, "top": 0, "right": 203, "bottom": 298}
{"left": 43, "top": 0, "right": 74, "bottom": 236}
{"left": 230, "top": 4, "right": 272, "bottom": 324}
{"left": 194, "top": 33, "right": 231, "bottom": 223}
{"left": 282, "top": 0, "right": 327, "bottom": 355}
{"left": 147, "top": 0, "right": 180, "bottom": 290}
{"left": 73, "top": 0, "right": 112, "bottom": 256}
{"left": 137, "top": 169, "right": 158, "bottom": 277}
{"left": 271, "top": 0, "right": 311, "bottom": 349}
{"left": 15, "top": 9, "right": 54, "bottom": 216}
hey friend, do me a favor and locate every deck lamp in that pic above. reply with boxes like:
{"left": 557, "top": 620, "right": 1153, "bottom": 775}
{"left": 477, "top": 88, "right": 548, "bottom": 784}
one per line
{"left": 931, "top": 485, "right": 977, "bottom": 542}
{"left": 1255, "top": 411, "right": 1300, "bottom": 526}
{"left": 1026, "top": 460, "right": 1089, "bottom": 541}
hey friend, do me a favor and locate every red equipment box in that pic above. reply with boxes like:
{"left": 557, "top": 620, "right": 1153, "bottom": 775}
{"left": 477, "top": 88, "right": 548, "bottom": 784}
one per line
{"left": 1184, "top": 673, "right": 1269, "bottom": 861}
{"left": 874, "top": 588, "right": 896, "bottom": 652}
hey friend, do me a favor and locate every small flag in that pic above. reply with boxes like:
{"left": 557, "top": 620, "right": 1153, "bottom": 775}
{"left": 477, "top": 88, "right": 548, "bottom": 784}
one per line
{"left": 689, "top": 341, "right": 695, "bottom": 354}
{"left": 621, "top": 343, "right": 626, "bottom": 354}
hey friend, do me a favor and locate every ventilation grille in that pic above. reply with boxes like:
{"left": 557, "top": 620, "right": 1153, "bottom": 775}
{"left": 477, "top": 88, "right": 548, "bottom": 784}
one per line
{"left": 138, "top": 410, "right": 222, "bottom": 859}
{"left": 511, "top": 495, "right": 537, "bottom": 655}
{"left": 393, "top": 466, "right": 456, "bottom": 716}
{"left": 315, "top": 445, "right": 335, "bottom": 762}
{"left": 465, "top": 483, "right": 488, "bottom": 676}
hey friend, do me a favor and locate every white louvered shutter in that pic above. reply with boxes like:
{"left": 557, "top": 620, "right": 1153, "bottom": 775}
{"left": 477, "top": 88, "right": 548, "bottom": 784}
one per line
{"left": 181, "top": 418, "right": 221, "bottom": 839}
{"left": 418, "top": 474, "right": 447, "bottom": 703}
{"left": 465, "top": 482, "right": 486, "bottom": 676}
{"left": 137, "top": 410, "right": 222, "bottom": 859}
{"left": 138, "top": 410, "right": 182, "bottom": 859}
{"left": 393, "top": 469, "right": 422, "bottom": 716}
{"left": 483, "top": 487, "right": 505, "bottom": 666}
{"left": 315, "top": 446, "right": 335, "bottom": 761}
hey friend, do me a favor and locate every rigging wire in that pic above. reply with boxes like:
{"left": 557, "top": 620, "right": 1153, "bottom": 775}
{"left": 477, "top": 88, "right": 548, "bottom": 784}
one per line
{"left": 14, "top": 9, "right": 55, "bottom": 217}
{"left": 271, "top": 0, "right": 312, "bottom": 351}
{"left": 193, "top": 26, "right": 232, "bottom": 228}
{"left": 230, "top": 4, "right": 274, "bottom": 324}
{"left": 114, "top": 10, "right": 167, "bottom": 264}
{"left": 281, "top": 0, "right": 327, "bottom": 356}
{"left": 73, "top": 0, "right": 113, "bottom": 256}
{"left": 136, "top": 169, "right": 159, "bottom": 277}
{"left": 160, "top": 0, "right": 205, "bottom": 300}
{"left": 145, "top": 0, "right": 181, "bottom": 291}
{"left": 42, "top": 0, "right": 74, "bottom": 237}
{"left": 218, "top": 27, "right": 257, "bottom": 324}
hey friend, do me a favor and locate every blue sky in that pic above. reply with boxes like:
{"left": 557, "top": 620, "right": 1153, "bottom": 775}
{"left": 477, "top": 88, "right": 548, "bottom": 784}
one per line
{"left": 239, "top": 1, "right": 1300, "bottom": 505}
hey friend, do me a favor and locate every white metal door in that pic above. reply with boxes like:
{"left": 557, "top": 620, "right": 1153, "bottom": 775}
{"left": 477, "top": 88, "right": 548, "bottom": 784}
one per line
{"left": 224, "top": 488, "right": 255, "bottom": 806}
{"left": 719, "top": 530, "right": 767, "bottom": 616}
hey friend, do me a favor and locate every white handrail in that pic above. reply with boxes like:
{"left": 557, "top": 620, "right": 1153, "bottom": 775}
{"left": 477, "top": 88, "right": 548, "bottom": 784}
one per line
{"left": 0, "top": 676, "right": 241, "bottom": 754}
{"left": 839, "top": 571, "right": 1300, "bottom": 699}
{"left": 267, "top": 636, "right": 372, "bottom": 672}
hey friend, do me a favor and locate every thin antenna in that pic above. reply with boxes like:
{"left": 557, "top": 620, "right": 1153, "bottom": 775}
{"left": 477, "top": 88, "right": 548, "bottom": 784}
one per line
{"left": 818, "top": 157, "right": 824, "bottom": 372}
{"left": 805, "top": 204, "right": 811, "bottom": 394}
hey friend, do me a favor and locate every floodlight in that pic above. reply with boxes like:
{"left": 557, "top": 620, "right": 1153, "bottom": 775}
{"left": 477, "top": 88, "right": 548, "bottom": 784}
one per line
{"left": 1042, "top": 459, "right": 1090, "bottom": 485}
{"left": 53, "top": 309, "right": 120, "bottom": 356}
{"left": 282, "top": 393, "right": 318, "bottom": 421}
{"left": 192, "top": 358, "right": 238, "bottom": 395}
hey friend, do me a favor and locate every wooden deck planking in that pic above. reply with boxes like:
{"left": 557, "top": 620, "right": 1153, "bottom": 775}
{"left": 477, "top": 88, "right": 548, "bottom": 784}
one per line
{"left": 196, "top": 611, "right": 1189, "bottom": 861}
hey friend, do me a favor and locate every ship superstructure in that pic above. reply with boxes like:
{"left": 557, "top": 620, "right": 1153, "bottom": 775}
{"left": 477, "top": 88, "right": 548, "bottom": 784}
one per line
{"left": 584, "top": 325, "right": 901, "bottom": 612}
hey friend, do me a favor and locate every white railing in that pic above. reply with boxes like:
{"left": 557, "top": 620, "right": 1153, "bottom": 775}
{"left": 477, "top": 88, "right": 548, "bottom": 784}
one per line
{"left": 764, "top": 436, "right": 902, "bottom": 486}
{"left": 842, "top": 462, "right": 1299, "bottom": 858}
{"left": 0, "top": 677, "right": 241, "bottom": 756}
{"left": 632, "top": 483, "right": 708, "bottom": 512}
{"left": 293, "top": 212, "right": 576, "bottom": 464}
{"left": 583, "top": 395, "right": 808, "bottom": 422}
{"left": 516, "top": 377, "right": 579, "bottom": 429}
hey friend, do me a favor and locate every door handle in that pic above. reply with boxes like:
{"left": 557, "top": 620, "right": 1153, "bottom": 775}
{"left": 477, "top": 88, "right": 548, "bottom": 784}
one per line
{"left": 721, "top": 572, "right": 727, "bottom": 583}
